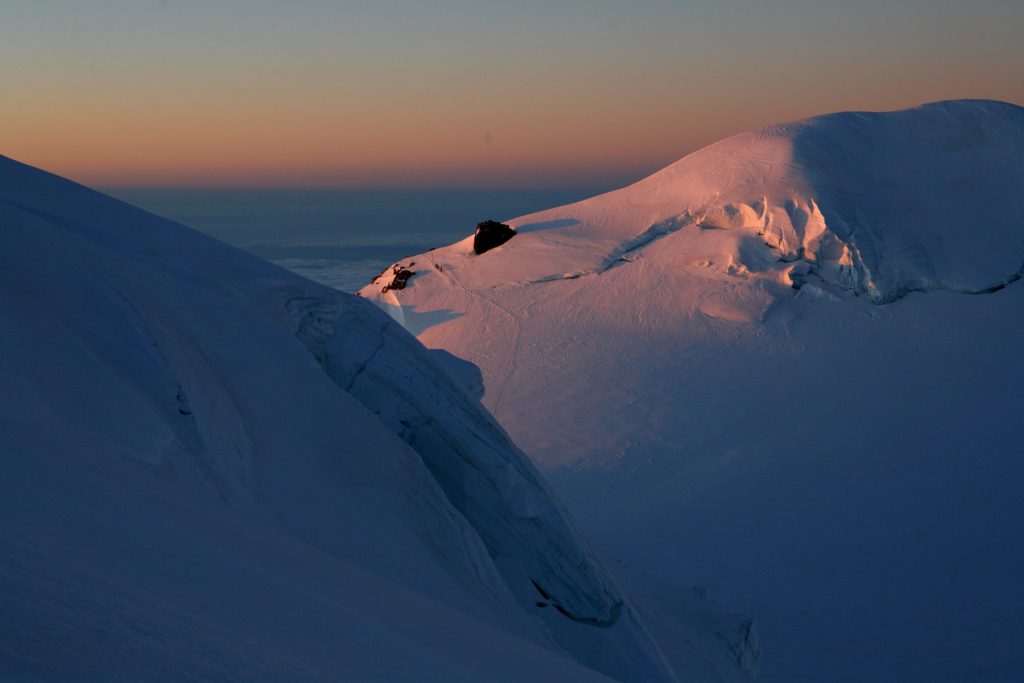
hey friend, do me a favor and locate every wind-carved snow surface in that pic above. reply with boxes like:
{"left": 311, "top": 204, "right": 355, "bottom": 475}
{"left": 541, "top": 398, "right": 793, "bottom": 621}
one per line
{"left": 361, "top": 100, "right": 1024, "bottom": 682}
{"left": 0, "top": 155, "right": 693, "bottom": 681}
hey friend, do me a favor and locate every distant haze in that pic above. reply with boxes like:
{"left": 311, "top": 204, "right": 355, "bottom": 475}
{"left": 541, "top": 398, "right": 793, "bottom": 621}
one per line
{"left": 3, "top": 0, "right": 1023, "bottom": 188}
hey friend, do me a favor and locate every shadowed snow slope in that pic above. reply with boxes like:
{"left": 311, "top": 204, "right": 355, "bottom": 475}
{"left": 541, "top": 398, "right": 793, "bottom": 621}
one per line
{"left": 0, "top": 155, "right": 733, "bottom": 681}
{"left": 361, "top": 100, "right": 1024, "bottom": 682}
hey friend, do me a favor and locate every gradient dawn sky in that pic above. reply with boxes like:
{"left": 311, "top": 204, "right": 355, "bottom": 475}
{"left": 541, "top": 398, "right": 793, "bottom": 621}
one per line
{"left": 3, "top": 0, "right": 1023, "bottom": 188}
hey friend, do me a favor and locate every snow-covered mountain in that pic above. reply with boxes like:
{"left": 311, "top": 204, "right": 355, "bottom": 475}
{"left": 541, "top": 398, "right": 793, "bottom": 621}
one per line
{"left": 361, "top": 100, "right": 1024, "bottom": 682}
{"left": 0, "top": 155, "right": 751, "bottom": 681}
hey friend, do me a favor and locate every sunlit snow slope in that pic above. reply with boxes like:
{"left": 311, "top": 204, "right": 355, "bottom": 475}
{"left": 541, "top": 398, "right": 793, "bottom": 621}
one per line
{"left": 0, "top": 155, "right": 729, "bottom": 682}
{"left": 362, "top": 100, "right": 1024, "bottom": 683}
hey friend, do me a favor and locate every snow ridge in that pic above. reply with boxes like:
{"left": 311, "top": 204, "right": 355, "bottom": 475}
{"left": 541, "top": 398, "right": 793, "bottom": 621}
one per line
{"left": 362, "top": 99, "right": 1024, "bottom": 309}
{"left": 0, "top": 154, "right": 690, "bottom": 682}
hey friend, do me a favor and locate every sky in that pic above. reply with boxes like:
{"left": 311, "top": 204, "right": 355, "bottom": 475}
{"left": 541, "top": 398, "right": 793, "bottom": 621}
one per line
{"left": 2, "top": 0, "right": 1022, "bottom": 188}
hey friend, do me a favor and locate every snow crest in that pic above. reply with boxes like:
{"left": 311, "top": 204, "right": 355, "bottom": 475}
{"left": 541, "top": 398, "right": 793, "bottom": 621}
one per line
{"left": 0, "top": 154, "right": 683, "bottom": 681}
{"left": 361, "top": 99, "right": 1024, "bottom": 307}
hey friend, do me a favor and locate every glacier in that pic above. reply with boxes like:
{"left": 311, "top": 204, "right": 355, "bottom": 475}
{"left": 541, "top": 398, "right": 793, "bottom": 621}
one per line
{"left": 361, "top": 99, "right": 1024, "bottom": 682}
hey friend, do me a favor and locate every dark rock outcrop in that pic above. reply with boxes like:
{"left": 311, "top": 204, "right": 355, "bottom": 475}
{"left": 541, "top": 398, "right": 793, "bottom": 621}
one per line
{"left": 473, "top": 220, "right": 515, "bottom": 255}
{"left": 381, "top": 264, "right": 416, "bottom": 292}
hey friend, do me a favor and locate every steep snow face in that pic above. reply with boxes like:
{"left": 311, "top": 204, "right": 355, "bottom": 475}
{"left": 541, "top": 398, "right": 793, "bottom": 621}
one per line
{"left": 285, "top": 296, "right": 675, "bottom": 683}
{"left": 0, "top": 155, "right": 690, "bottom": 681}
{"left": 360, "top": 100, "right": 1024, "bottom": 682}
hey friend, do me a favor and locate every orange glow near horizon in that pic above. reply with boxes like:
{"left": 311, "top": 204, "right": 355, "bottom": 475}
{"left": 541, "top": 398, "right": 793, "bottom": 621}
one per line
{"left": 3, "top": 1, "right": 1022, "bottom": 188}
